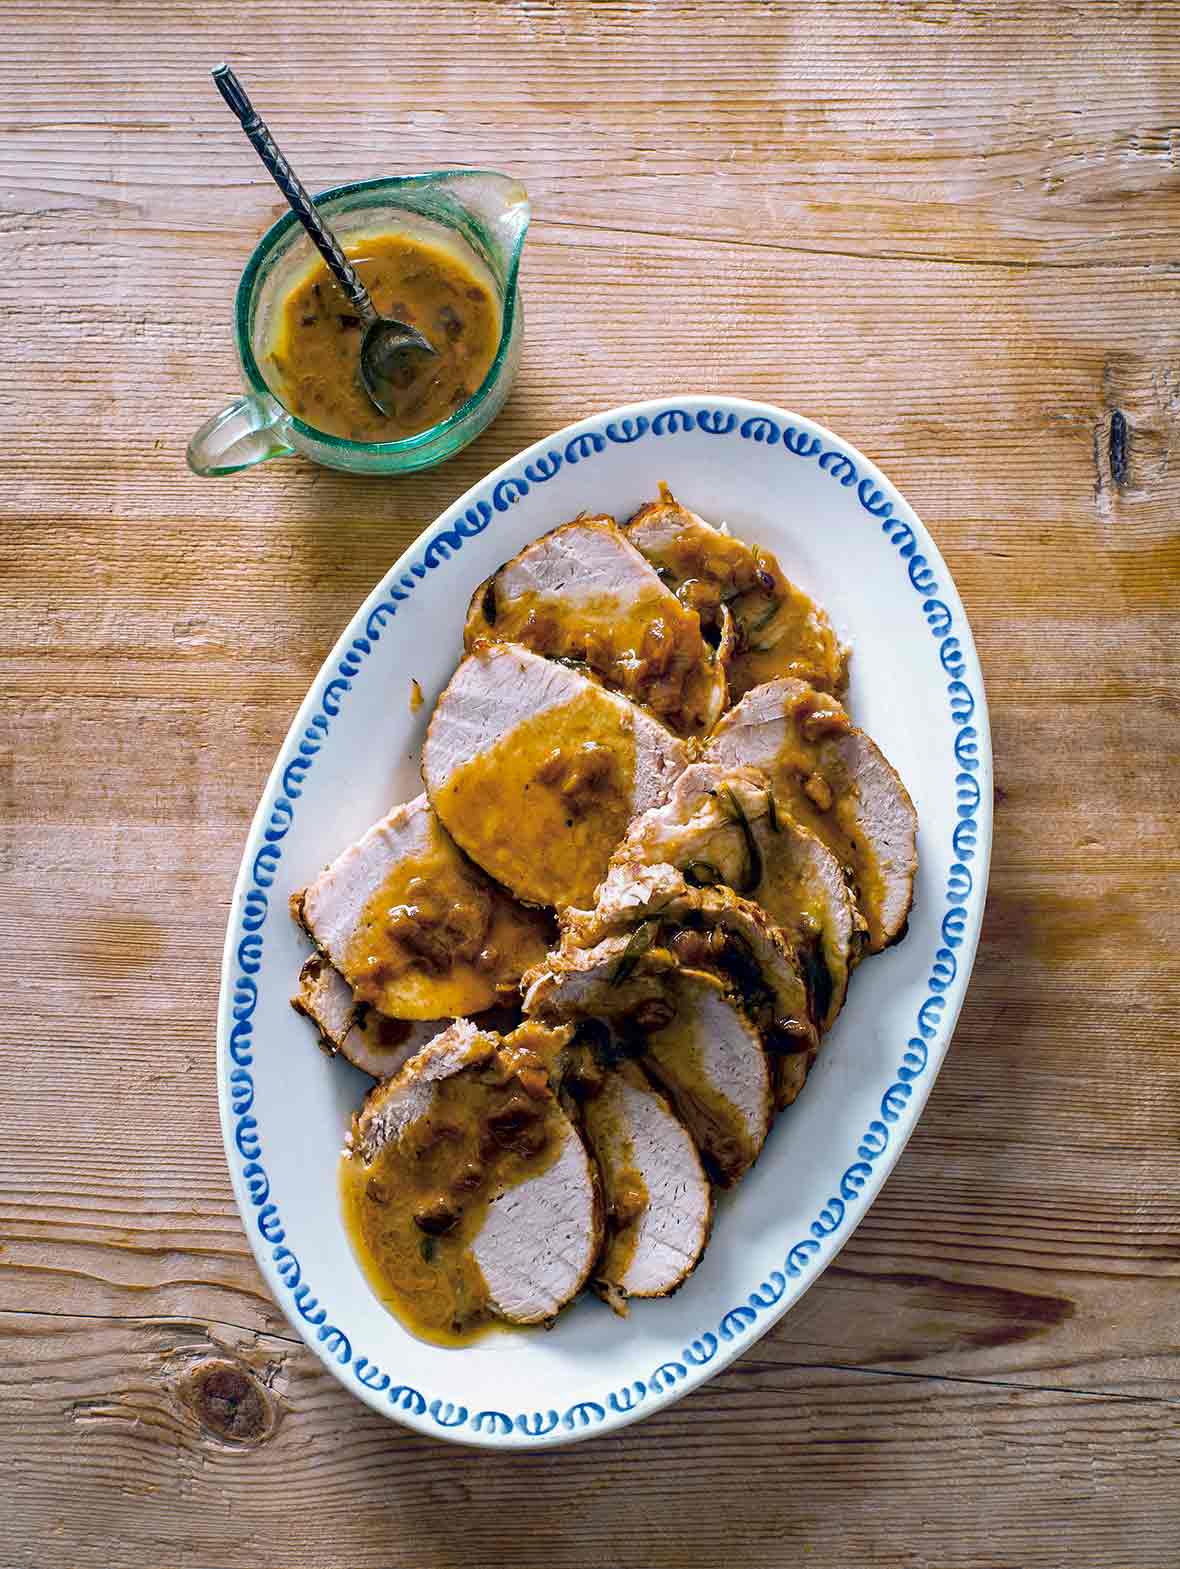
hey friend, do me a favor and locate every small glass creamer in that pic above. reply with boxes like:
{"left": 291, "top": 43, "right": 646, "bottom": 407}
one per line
{"left": 187, "top": 171, "right": 529, "bottom": 477}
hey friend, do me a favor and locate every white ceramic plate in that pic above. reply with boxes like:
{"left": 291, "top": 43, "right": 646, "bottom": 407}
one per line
{"left": 218, "top": 395, "right": 992, "bottom": 1449}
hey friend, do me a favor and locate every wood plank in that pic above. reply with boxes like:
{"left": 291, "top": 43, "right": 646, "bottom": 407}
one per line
{"left": 2, "top": 1313, "right": 1178, "bottom": 1569}
{"left": 4, "top": 229, "right": 1180, "bottom": 531}
{"left": 3, "top": 0, "right": 1180, "bottom": 269}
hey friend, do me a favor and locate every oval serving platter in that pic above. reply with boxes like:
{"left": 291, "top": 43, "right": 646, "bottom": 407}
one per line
{"left": 217, "top": 395, "right": 992, "bottom": 1449}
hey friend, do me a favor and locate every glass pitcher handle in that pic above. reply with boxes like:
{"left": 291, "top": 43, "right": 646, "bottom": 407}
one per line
{"left": 187, "top": 391, "right": 294, "bottom": 477}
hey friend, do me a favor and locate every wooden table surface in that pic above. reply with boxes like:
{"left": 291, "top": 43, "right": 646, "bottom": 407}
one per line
{"left": 3, "top": 2, "right": 1179, "bottom": 1565}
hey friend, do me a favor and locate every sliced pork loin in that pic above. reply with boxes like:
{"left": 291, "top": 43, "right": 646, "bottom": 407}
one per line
{"left": 290, "top": 953, "right": 522, "bottom": 1080}
{"left": 643, "top": 970, "right": 772, "bottom": 1185}
{"left": 576, "top": 1057, "right": 712, "bottom": 1312}
{"left": 465, "top": 515, "right": 726, "bottom": 736}
{"left": 705, "top": 679, "right": 918, "bottom": 952}
{"left": 351, "top": 1018, "right": 496, "bottom": 1161}
{"left": 291, "top": 952, "right": 440, "bottom": 1079}
{"left": 521, "top": 928, "right": 680, "bottom": 1027}
{"left": 293, "top": 793, "right": 552, "bottom": 1020}
{"left": 610, "top": 761, "right": 866, "bottom": 1031}
{"left": 523, "top": 934, "right": 773, "bottom": 1182}
{"left": 423, "top": 644, "right": 689, "bottom": 909}
{"left": 625, "top": 488, "right": 848, "bottom": 700}
{"left": 349, "top": 1019, "right": 602, "bottom": 1329}
{"left": 555, "top": 861, "right": 818, "bottom": 1108}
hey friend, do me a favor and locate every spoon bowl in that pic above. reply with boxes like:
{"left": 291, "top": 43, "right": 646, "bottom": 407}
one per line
{"left": 359, "top": 318, "right": 438, "bottom": 417}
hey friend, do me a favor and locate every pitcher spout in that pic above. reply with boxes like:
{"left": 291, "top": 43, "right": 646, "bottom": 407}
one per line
{"left": 431, "top": 169, "right": 530, "bottom": 287}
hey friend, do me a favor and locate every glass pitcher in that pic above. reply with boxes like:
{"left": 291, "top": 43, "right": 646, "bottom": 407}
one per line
{"left": 187, "top": 171, "right": 529, "bottom": 477}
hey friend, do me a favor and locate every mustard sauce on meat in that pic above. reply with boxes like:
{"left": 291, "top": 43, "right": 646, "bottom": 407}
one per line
{"left": 769, "top": 693, "right": 888, "bottom": 943}
{"left": 726, "top": 587, "right": 847, "bottom": 701}
{"left": 341, "top": 825, "right": 552, "bottom": 1020}
{"left": 341, "top": 1027, "right": 566, "bottom": 1346}
{"left": 267, "top": 231, "right": 500, "bottom": 443}
{"left": 632, "top": 495, "right": 847, "bottom": 698}
{"left": 757, "top": 861, "right": 832, "bottom": 944}
{"left": 743, "top": 799, "right": 836, "bottom": 946}
{"left": 470, "top": 583, "right": 718, "bottom": 736}
{"left": 435, "top": 690, "right": 638, "bottom": 909}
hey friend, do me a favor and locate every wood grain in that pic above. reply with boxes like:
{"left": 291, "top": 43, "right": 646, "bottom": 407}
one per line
{"left": 4, "top": 1311, "right": 1180, "bottom": 1569}
{"left": 2, "top": 1, "right": 1179, "bottom": 1564}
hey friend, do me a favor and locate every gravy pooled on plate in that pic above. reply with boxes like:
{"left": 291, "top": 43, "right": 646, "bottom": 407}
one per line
{"left": 267, "top": 231, "right": 500, "bottom": 443}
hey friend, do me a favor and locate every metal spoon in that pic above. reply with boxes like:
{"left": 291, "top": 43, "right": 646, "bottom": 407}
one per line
{"left": 212, "top": 64, "right": 435, "bottom": 418}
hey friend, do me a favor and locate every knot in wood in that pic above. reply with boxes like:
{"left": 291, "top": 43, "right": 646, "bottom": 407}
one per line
{"left": 176, "top": 1356, "right": 279, "bottom": 1446}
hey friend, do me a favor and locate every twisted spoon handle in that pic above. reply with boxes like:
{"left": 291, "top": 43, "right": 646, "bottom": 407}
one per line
{"left": 212, "top": 64, "right": 376, "bottom": 325}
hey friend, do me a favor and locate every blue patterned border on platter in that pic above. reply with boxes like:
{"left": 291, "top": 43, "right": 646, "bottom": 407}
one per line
{"left": 222, "top": 402, "right": 986, "bottom": 1442}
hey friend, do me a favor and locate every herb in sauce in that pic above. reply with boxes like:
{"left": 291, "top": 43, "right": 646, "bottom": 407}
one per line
{"left": 744, "top": 598, "right": 782, "bottom": 642}
{"left": 766, "top": 790, "right": 782, "bottom": 833}
{"left": 799, "top": 943, "right": 834, "bottom": 1028}
{"left": 750, "top": 546, "right": 777, "bottom": 596}
{"left": 716, "top": 785, "right": 763, "bottom": 894}
{"left": 610, "top": 919, "right": 660, "bottom": 987}
{"left": 683, "top": 860, "right": 724, "bottom": 888}
{"left": 572, "top": 1017, "right": 630, "bottom": 1073}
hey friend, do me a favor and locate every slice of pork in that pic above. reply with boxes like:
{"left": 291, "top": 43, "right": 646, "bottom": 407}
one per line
{"left": 423, "top": 644, "right": 689, "bottom": 909}
{"left": 352, "top": 1018, "right": 495, "bottom": 1159}
{"left": 578, "top": 1059, "right": 712, "bottom": 1312}
{"left": 521, "top": 928, "right": 681, "bottom": 1028}
{"left": 291, "top": 953, "right": 440, "bottom": 1079}
{"left": 560, "top": 862, "right": 817, "bottom": 1108}
{"left": 609, "top": 761, "right": 865, "bottom": 1031}
{"left": 625, "top": 489, "right": 848, "bottom": 700}
{"left": 293, "top": 793, "right": 552, "bottom": 1020}
{"left": 642, "top": 970, "right": 772, "bottom": 1185}
{"left": 465, "top": 515, "right": 726, "bottom": 736}
{"left": 705, "top": 679, "right": 918, "bottom": 952}
{"left": 351, "top": 1019, "right": 602, "bottom": 1327}
{"left": 523, "top": 938, "right": 772, "bottom": 1185}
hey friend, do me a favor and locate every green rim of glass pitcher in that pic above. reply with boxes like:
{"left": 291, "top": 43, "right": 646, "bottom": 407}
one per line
{"left": 235, "top": 171, "right": 528, "bottom": 455}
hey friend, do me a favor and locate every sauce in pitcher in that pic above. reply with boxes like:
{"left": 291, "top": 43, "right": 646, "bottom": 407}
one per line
{"left": 266, "top": 230, "right": 500, "bottom": 443}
